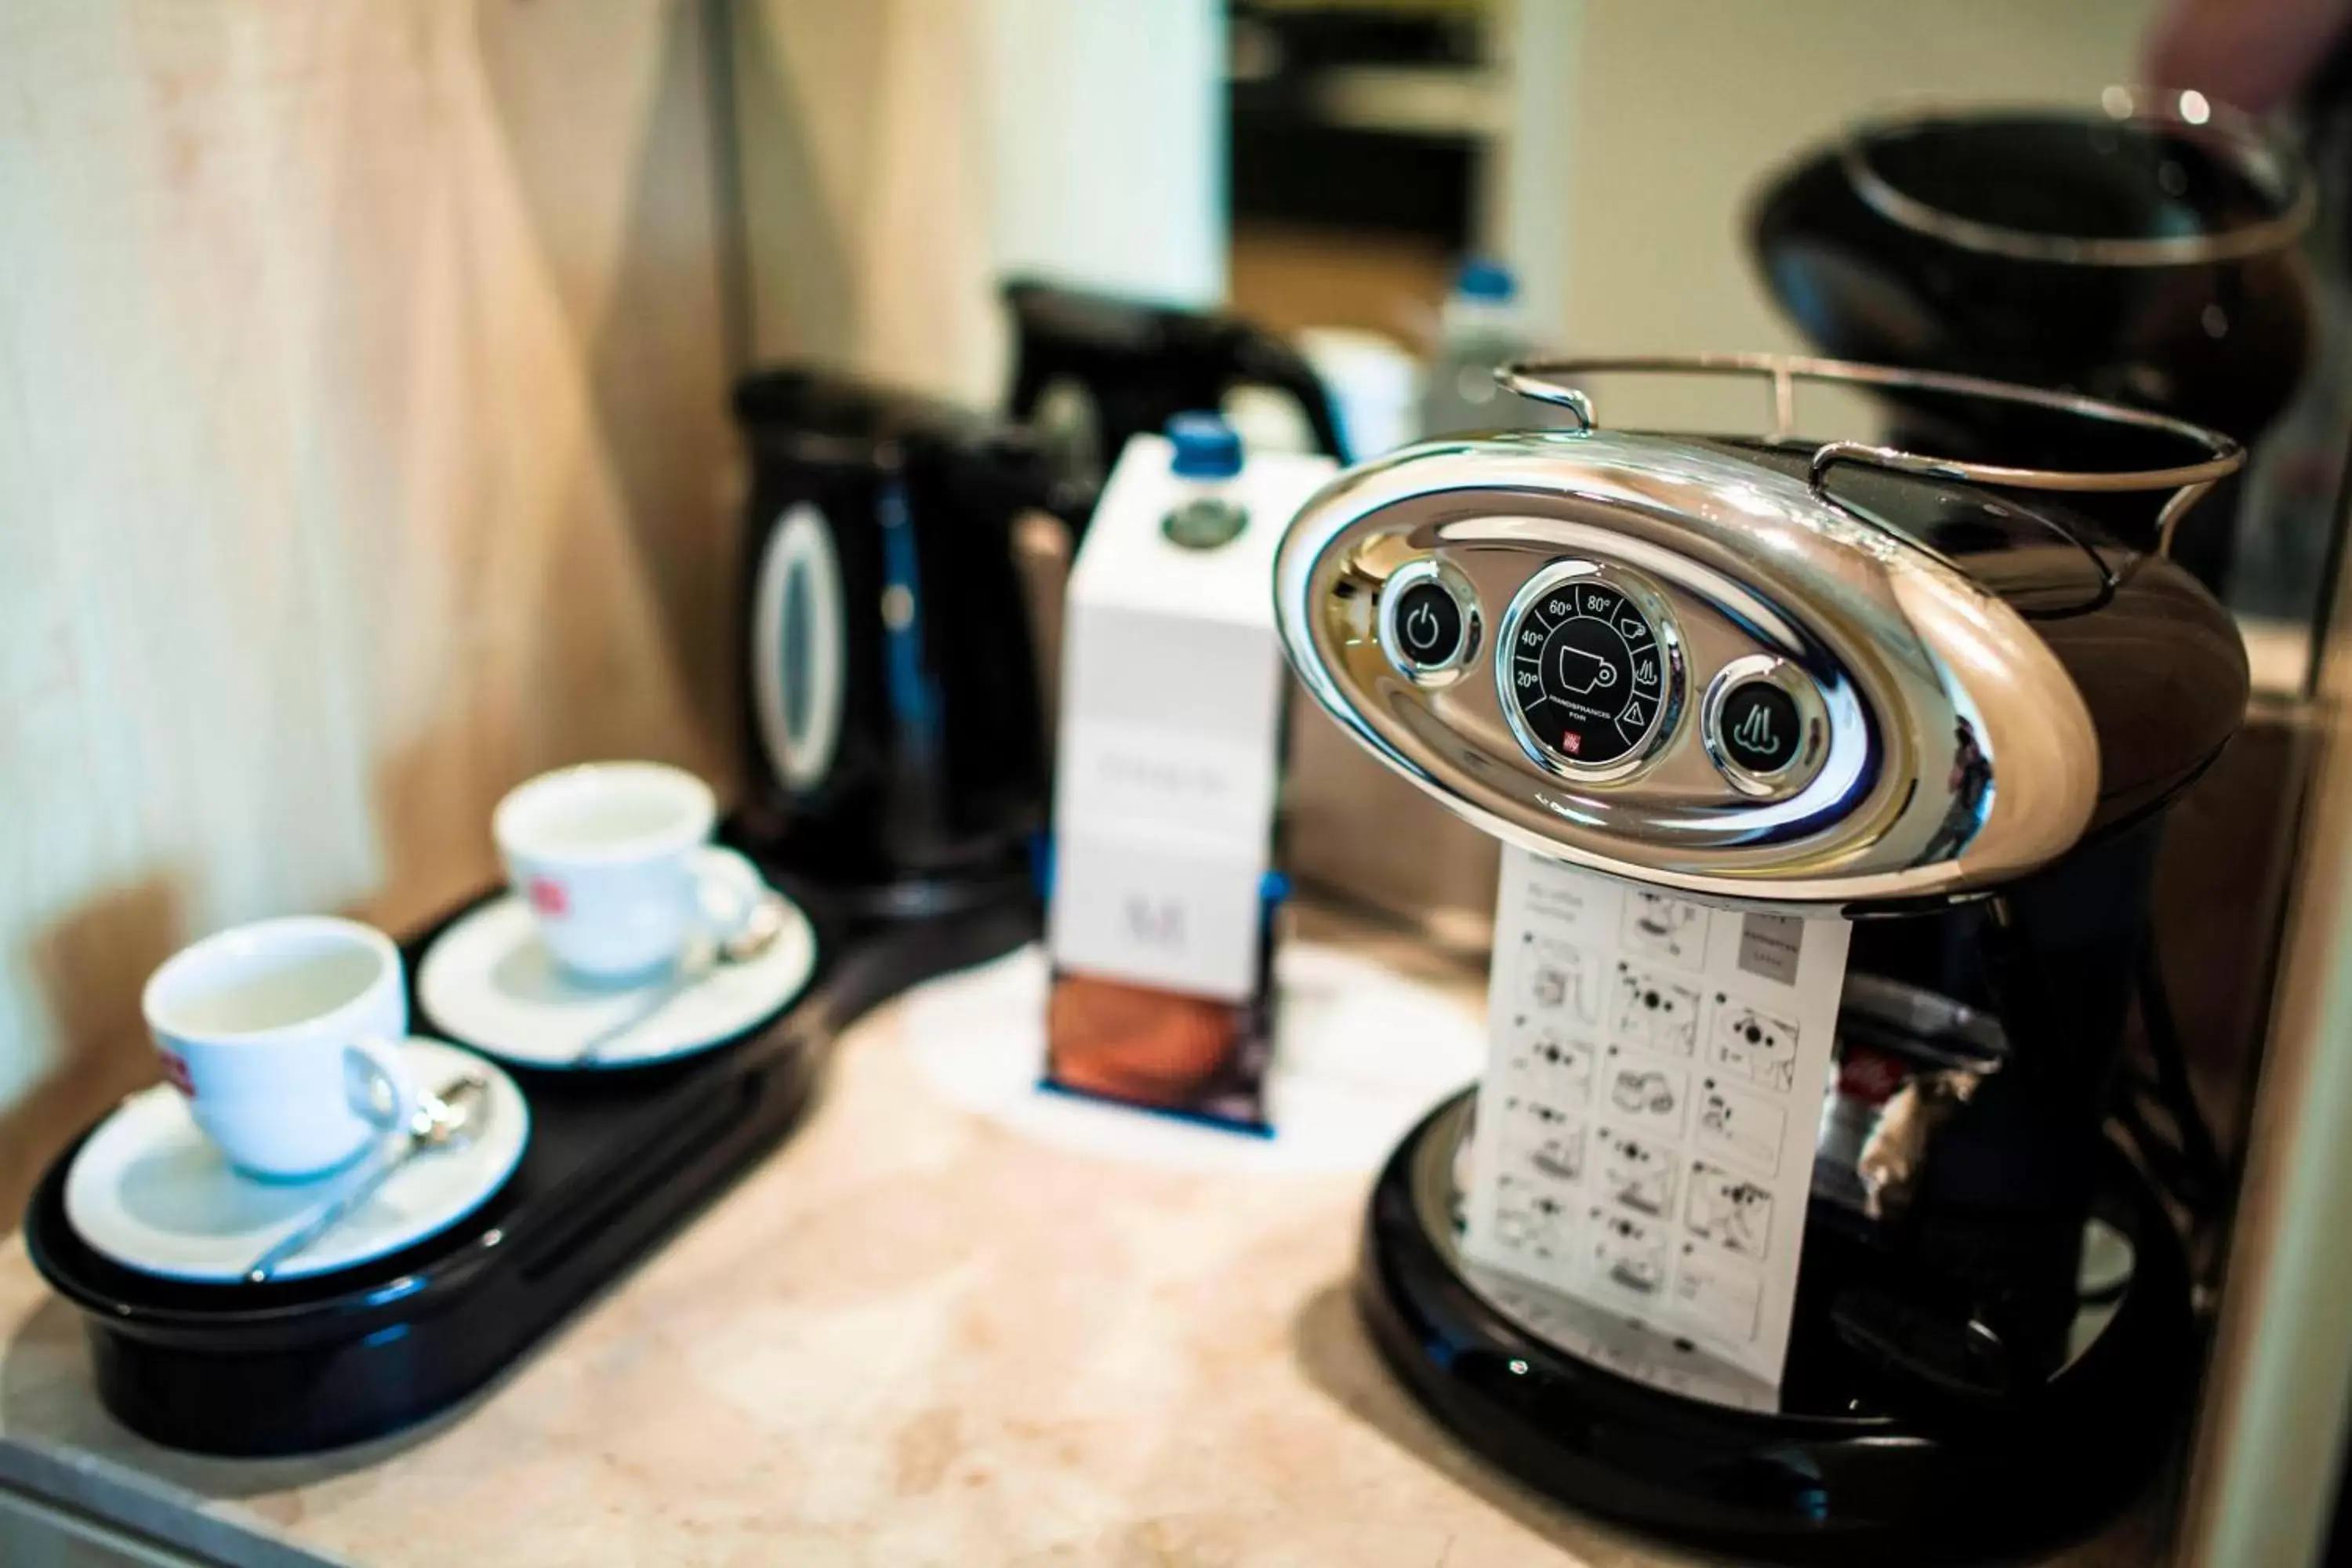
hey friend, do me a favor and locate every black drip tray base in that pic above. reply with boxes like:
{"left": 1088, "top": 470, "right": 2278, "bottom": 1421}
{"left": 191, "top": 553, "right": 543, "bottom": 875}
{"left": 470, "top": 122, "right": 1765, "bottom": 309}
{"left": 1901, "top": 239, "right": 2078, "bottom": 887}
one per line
{"left": 24, "top": 869, "right": 1036, "bottom": 1457}
{"left": 1358, "top": 1091, "right": 2197, "bottom": 1566}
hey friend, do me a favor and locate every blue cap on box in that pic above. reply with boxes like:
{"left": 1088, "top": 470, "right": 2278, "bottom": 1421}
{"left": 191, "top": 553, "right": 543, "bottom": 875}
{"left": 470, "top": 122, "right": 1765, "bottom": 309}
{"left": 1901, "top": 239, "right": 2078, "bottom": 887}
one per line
{"left": 1167, "top": 412, "right": 1243, "bottom": 479}
{"left": 1454, "top": 257, "right": 1517, "bottom": 303}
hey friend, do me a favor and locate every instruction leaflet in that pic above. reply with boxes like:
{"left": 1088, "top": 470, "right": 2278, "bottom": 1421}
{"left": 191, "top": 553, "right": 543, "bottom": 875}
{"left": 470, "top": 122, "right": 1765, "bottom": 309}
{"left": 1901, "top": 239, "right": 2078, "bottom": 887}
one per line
{"left": 1462, "top": 847, "right": 1851, "bottom": 1387}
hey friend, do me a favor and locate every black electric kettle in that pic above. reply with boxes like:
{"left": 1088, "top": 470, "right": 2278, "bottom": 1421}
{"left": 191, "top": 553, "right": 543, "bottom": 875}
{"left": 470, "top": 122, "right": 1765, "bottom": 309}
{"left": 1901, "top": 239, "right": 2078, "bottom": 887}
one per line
{"left": 1003, "top": 277, "right": 1352, "bottom": 499}
{"left": 731, "top": 367, "right": 1072, "bottom": 906}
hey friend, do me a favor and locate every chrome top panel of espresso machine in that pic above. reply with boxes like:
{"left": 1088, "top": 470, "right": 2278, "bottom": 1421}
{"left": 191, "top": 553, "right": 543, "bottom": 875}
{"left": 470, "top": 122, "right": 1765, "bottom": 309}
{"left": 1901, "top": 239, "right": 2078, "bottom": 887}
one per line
{"left": 1276, "top": 355, "right": 2245, "bottom": 912}
{"left": 1274, "top": 355, "right": 2249, "bottom": 1565}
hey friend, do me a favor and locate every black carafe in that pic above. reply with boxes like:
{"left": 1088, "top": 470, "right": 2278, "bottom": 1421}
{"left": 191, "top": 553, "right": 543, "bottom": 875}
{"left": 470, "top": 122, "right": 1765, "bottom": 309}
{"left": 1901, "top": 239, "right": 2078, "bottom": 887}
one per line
{"left": 732, "top": 367, "right": 1072, "bottom": 909}
{"left": 1003, "top": 277, "right": 1352, "bottom": 498}
{"left": 1749, "top": 90, "right": 2314, "bottom": 590}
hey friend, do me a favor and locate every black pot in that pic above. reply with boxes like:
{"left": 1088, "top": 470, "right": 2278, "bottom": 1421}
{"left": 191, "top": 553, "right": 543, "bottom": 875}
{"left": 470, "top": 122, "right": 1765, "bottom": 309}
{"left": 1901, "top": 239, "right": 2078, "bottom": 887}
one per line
{"left": 1751, "top": 91, "right": 2314, "bottom": 579}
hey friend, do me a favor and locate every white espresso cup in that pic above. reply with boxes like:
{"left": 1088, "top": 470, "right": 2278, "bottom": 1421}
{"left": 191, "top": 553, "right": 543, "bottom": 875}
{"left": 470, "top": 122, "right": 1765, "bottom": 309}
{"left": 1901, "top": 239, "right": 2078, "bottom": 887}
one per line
{"left": 493, "top": 761, "right": 764, "bottom": 983}
{"left": 143, "top": 916, "right": 424, "bottom": 1181}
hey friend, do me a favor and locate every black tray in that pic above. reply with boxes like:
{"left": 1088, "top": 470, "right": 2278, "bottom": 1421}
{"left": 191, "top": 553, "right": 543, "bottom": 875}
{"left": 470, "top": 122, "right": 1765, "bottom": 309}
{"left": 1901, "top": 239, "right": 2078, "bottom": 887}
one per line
{"left": 23, "top": 866, "right": 1036, "bottom": 1456}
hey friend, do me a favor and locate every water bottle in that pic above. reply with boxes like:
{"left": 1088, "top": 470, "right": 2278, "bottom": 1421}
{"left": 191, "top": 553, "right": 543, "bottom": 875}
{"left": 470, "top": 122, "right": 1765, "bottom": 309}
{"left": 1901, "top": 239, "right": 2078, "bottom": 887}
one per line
{"left": 1420, "top": 257, "right": 1534, "bottom": 438}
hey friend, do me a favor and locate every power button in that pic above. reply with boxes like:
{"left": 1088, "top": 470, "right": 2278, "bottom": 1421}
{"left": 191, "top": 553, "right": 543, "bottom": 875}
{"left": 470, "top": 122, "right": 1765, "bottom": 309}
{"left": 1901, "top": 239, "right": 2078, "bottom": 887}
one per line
{"left": 1397, "top": 584, "right": 1462, "bottom": 663}
{"left": 1377, "top": 559, "right": 1479, "bottom": 685}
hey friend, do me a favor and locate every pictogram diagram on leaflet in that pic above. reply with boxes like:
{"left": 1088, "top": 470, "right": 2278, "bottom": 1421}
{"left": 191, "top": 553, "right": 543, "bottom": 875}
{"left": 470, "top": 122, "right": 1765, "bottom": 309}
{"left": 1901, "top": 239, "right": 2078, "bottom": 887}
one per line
{"left": 1465, "top": 848, "right": 1851, "bottom": 1388}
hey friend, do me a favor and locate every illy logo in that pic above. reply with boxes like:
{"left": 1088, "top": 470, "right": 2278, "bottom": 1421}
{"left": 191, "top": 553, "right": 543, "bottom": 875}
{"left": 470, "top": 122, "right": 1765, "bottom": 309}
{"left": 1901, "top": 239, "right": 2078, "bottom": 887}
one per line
{"left": 157, "top": 1048, "right": 195, "bottom": 1098}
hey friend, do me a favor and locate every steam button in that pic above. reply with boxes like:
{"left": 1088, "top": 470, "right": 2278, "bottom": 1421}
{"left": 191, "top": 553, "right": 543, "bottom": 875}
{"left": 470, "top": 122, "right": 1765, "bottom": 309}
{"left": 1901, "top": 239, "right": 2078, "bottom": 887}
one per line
{"left": 1715, "top": 681, "right": 1803, "bottom": 776}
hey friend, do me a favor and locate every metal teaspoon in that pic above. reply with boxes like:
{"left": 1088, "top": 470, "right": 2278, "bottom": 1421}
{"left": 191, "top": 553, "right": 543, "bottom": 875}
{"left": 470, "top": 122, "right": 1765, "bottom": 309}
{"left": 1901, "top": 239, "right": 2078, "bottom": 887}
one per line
{"left": 567, "top": 891, "right": 792, "bottom": 1065}
{"left": 243, "top": 1072, "right": 492, "bottom": 1285}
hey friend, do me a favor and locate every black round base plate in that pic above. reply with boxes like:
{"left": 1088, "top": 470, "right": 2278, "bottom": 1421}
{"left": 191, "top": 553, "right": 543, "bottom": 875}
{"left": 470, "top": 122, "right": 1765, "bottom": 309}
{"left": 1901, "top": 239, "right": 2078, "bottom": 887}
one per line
{"left": 1356, "top": 1091, "right": 2196, "bottom": 1566}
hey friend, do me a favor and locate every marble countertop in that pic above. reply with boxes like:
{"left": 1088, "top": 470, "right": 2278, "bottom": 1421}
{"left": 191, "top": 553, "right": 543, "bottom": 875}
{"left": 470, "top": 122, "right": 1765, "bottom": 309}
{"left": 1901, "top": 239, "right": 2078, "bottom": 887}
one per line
{"left": 0, "top": 910, "right": 2161, "bottom": 1568}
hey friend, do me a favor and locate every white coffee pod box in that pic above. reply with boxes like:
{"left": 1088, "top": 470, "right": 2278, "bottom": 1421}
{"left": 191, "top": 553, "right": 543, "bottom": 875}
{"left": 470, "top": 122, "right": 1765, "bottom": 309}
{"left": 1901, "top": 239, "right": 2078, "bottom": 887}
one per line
{"left": 1048, "top": 421, "right": 1338, "bottom": 1001}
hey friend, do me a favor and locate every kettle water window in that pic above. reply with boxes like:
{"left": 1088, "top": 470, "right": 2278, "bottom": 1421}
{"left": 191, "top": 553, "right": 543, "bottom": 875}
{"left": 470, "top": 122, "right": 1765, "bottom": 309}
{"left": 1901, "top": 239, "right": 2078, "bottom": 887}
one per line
{"left": 750, "top": 502, "right": 846, "bottom": 796}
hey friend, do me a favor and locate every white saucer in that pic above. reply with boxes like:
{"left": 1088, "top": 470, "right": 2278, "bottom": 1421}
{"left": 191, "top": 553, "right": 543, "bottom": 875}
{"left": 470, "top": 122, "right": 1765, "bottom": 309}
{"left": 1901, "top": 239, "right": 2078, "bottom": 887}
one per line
{"left": 415, "top": 891, "right": 818, "bottom": 1069}
{"left": 64, "top": 1038, "right": 531, "bottom": 1285}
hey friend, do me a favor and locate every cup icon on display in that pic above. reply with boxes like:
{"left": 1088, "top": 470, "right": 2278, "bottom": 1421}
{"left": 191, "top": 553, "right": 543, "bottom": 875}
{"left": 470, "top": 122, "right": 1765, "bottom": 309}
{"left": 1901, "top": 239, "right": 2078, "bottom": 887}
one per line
{"left": 1557, "top": 644, "right": 1618, "bottom": 695}
{"left": 495, "top": 761, "right": 765, "bottom": 984}
{"left": 141, "top": 917, "right": 425, "bottom": 1181}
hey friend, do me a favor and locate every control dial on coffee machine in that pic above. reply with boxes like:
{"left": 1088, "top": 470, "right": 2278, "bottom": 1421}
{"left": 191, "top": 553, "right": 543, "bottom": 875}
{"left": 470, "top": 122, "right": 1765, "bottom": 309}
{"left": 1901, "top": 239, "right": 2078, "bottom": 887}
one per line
{"left": 1492, "top": 561, "right": 1681, "bottom": 778}
{"left": 1279, "top": 355, "right": 2248, "bottom": 913}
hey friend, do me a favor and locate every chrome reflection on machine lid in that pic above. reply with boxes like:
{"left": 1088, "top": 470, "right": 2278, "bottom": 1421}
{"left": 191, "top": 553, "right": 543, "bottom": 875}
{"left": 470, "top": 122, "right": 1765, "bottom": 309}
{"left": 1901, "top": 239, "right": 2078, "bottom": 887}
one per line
{"left": 1272, "top": 354, "right": 2243, "bottom": 913}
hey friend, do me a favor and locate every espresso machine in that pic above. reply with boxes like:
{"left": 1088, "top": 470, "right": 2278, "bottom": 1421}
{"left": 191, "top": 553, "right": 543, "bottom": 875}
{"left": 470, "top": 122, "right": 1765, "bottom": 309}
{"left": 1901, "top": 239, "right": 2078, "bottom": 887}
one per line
{"left": 1273, "top": 355, "right": 2247, "bottom": 1563}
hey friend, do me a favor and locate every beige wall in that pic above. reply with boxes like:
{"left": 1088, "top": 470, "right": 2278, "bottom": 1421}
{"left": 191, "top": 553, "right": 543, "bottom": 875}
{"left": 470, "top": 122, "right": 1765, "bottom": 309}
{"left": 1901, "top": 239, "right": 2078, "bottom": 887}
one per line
{"left": 732, "top": 0, "right": 1223, "bottom": 407}
{"left": 734, "top": 0, "right": 998, "bottom": 401}
{"left": 0, "top": 2, "right": 739, "bottom": 1216}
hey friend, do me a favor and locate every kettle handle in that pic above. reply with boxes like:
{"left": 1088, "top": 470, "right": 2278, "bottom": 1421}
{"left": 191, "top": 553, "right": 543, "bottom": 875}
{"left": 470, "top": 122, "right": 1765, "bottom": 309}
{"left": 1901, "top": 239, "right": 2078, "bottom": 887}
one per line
{"left": 1230, "top": 328, "right": 1352, "bottom": 463}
